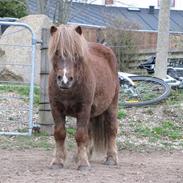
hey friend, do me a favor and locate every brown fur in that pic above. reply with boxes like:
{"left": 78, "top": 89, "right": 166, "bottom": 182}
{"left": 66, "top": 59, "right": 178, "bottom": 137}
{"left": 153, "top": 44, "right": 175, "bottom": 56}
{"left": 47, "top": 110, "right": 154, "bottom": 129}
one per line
{"left": 48, "top": 25, "right": 119, "bottom": 169}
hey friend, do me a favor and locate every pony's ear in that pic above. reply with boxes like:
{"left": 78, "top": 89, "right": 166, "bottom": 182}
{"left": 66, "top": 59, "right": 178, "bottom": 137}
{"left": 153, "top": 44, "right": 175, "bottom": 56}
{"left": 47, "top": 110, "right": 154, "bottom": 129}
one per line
{"left": 75, "top": 26, "right": 82, "bottom": 35}
{"left": 50, "top": 26, "right": 57, "bottom": 36}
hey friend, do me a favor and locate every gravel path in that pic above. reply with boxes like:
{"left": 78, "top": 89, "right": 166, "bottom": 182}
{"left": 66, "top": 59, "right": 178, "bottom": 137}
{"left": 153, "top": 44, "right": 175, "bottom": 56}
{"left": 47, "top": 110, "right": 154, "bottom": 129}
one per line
{"left": 0, "top": 92, "right": 38, "bottom": 132}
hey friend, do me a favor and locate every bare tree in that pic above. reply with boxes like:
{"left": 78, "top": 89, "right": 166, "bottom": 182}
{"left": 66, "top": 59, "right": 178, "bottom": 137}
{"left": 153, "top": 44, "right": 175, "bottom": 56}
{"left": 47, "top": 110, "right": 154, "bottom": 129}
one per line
{"left": 54, "top": 0, "right": 72, "bottom": 24}
{"left": 26, "top": 0, "right": 72, "bottom": 24}
{"left": 155, "top": 0, "right": 171, "bottom": 79}
{"left": 102, "top": 17, "right": 140, "bottom": 71}
{"left": 37, "top": 0, "right": 48, "bottom": 14}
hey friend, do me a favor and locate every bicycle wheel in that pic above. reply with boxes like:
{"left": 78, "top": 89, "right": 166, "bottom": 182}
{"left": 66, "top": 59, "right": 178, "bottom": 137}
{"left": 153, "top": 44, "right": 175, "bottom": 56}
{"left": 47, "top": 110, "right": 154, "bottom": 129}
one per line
{"left": 119, "top": 76, "right": 171, "bottom": 107}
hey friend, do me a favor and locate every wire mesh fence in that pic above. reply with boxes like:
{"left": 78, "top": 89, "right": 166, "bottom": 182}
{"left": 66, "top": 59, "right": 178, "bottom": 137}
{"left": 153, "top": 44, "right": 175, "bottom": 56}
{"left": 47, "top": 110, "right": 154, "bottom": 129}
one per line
{"left": 0, "top": 21, "right": 37, "bottom": 136}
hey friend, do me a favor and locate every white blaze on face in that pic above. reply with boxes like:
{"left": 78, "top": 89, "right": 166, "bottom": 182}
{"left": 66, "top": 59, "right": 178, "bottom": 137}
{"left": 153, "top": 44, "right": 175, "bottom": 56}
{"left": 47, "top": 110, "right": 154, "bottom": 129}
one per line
{"left": 63, "top": 68, "right": 68, "bottom": 84}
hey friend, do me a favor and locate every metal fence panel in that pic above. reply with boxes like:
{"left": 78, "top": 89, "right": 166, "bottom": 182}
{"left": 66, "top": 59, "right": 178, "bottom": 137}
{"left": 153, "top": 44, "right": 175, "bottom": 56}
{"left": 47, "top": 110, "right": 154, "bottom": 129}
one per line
{"left": 0, "top": 21, "right": 36, "bottom": 136}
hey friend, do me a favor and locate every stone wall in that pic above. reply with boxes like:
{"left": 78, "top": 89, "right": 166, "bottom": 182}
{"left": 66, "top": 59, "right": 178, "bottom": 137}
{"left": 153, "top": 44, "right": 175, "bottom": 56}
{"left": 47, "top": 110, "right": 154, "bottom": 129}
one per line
{"left": 0, "top": 15, "right": 52, "bottom": 84}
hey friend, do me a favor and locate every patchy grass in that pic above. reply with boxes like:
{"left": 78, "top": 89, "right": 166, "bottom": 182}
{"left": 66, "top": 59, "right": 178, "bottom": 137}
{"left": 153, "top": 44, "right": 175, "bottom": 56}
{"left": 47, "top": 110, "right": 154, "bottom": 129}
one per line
{"left": 118, "top": 87, "right": 183, "bottom": 151}
{"left": 118, "top": 109, "right": 127, "bottom": 119}
{"left": 0, "top": 87, "right": 182, "bottom": 152}
{"left": 165, "top": 89, "right": 183, "bottom": 105}
{"left": 66, "top": 128, "right": 76, "bottom": 150}
{"left": 0, "top": 84, "right": 40, "bottom": 105}
{"left": 118, "top": 117, "right": 183, "bottom": 151}
{"left": 0, "top": 135, "right": 54, "bottom": 150}
{"left": 0, "top": 128, "right": 76, "bottom": 151}
{"left": 134, "top": 121, "right": 183, "bottom": 140}
{"left": 67, "top": 128, "right": 76, "bottom": 137}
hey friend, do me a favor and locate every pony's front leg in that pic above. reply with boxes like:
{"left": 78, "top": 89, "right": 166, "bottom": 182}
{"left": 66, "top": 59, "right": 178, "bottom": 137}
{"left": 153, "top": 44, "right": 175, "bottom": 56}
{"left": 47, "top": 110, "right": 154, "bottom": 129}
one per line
{"left": 75, "top": 108, "right": 90, "bottom": 170}
{"left": 50, "top": 109, "right": 66, "bottom": 169}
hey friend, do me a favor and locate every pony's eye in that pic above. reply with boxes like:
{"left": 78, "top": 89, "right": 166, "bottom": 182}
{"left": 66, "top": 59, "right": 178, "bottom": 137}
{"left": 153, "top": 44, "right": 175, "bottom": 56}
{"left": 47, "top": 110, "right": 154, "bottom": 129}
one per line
{"left": 55, "top": 50, "right": 59, "bottom": 56}
{"left": 74, "top": 53, "right": 79, "bottom": 60}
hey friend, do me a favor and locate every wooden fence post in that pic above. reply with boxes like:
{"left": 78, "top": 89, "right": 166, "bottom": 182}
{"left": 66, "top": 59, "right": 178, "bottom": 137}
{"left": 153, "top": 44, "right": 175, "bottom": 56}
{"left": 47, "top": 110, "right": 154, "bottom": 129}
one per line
{"left": 39, "top": 28, "right": 53, "bottom": 135}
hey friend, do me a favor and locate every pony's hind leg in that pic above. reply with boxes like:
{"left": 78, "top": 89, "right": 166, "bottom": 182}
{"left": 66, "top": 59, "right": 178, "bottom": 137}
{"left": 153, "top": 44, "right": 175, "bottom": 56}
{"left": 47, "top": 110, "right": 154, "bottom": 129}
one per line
{"left": 104, "top": 92, "right": 119, "bottom": 165}
{"left": 87, "top": 120, "right": 94, "bottom": 161}
{"left": 49, "top": 109, "right": 66, "bottom": 169}
{"left": 104, "top": 110, "right": 118, "bottom": 165}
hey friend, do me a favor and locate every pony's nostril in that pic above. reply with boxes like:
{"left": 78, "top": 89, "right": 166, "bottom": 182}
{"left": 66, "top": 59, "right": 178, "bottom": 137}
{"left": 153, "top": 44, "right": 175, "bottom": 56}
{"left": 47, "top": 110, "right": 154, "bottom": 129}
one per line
{"left": 69, "top": 77, "right": 73, "bottom": 81}
{"left": 57, "top": 75, "right": 62, "bottom": 81}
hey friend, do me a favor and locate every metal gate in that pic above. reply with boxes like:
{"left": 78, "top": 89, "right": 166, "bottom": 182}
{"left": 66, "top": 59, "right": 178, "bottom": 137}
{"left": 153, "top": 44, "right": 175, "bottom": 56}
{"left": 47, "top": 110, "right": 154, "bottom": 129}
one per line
{"left": 0, "top": 21, "right": 36, "bottom": 136}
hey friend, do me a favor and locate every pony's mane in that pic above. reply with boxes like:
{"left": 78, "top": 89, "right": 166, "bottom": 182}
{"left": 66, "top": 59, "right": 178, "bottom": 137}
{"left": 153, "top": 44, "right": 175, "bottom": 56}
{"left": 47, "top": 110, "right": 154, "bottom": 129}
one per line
{"left": 48, "top": 25, "right": 88, "bottom": 61}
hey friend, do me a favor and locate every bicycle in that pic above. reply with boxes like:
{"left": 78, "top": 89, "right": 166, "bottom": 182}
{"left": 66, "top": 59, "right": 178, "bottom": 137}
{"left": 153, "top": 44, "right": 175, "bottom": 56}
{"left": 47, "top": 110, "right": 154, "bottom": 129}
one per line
{"left": 138, "top": 56, "right": 183, "bottom": 89}
{"left": 118, "top": 72, "right": 171, "bottom": 107}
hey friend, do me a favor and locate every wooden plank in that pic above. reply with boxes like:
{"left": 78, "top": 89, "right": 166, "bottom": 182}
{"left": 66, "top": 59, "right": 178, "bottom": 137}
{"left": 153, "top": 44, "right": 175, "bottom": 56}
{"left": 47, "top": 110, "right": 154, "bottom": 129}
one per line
{"left": 39, "top": 103, "right": 51, "bottom": 111}
{"left": 40, "top": 74, "right": 49, "bottom": 103}
{"left": 39, "top": 28, "right": 54, "bottom": 130}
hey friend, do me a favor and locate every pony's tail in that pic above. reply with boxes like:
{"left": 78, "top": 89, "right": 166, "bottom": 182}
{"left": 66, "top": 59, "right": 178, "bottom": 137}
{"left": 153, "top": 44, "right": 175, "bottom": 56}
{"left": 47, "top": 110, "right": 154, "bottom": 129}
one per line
{"left": 89, "top": 114, "right": 108, "bottom": 153}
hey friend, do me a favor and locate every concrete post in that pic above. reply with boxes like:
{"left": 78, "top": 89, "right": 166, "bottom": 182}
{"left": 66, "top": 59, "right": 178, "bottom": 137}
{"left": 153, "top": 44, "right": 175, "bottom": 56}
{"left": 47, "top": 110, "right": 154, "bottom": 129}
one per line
{"left": 155, "top": 0, "right": 171, "bottom": 79}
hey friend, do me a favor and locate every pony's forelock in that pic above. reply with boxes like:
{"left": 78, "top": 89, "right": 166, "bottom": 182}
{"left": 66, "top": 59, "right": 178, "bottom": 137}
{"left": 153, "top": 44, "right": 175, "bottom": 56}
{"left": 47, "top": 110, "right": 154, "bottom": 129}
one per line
{"left": 48, "top": 25, "right": 88, "bottom": 61}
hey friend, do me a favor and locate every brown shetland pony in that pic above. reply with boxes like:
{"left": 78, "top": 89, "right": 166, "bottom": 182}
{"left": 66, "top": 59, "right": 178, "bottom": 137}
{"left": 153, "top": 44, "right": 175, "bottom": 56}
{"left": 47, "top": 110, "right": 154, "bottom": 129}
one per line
{"left": 48, "top": 25, "right": 119, "bottom": 170}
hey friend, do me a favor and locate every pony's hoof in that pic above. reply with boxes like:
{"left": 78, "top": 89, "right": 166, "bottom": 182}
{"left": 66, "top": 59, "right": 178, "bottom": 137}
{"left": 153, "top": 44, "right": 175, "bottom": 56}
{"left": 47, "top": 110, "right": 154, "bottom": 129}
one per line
{"left": 49, "top": 159, "right": 64, "bottom": 169}
{"left": 72, "top": 154, "right": 79, "bottom": 163}
{"left": 104, "top": 156, "right": 118, "bottom": 166}
{"left": 49, "top": 163, "right": 64, "bottom": 169}
{"left": 77, "top": 164, "right": 91, "bottom": 171}
{"left": 87, "top": 148, "right": 93, "bottom": 161}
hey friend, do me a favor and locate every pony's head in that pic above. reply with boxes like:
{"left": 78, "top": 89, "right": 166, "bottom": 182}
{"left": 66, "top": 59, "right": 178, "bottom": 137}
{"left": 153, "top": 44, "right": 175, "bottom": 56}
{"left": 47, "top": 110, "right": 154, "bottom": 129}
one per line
{"left": 48, "top": 25, "right": 88, "bottom": 90}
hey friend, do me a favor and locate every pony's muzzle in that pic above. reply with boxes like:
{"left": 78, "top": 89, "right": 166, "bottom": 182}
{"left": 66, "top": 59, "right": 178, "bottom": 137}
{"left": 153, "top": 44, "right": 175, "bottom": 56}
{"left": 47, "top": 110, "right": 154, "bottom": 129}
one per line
{"left": 57, "top": 75, "right": 73, "bottom": 89}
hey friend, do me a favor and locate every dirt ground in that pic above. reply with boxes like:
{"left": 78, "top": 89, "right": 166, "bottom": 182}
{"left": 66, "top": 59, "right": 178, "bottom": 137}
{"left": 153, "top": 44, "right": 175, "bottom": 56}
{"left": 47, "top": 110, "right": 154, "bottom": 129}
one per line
{"left": 0, "top": 91, "right": 183, "bottom": 183}
{"left": 1, "top": 149, "right": 183, "bottom": 183}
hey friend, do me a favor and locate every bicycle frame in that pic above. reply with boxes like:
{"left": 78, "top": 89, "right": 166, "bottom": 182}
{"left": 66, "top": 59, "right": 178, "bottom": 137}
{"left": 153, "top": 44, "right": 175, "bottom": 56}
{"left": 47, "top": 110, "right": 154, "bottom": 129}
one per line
{"left": 165, "top": 75, "right": 182, "bottom": 87}
{"left": 138, "top": 57, "right": 183, "bottom": 89}
{"left": 118, "top": 72, "right": 135, "bottom": 86}
{"left": 118, "top": 72, "right": 138, "bottom": 98}
{"left": 118, "top": 72, "right": 171, "bottom": 107}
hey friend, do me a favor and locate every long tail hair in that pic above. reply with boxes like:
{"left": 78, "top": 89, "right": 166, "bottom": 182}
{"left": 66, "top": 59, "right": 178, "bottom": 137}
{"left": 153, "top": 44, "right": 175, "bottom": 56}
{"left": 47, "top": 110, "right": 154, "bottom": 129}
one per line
{"left": 89, "top": 114, "right": 108, "bottom": 153}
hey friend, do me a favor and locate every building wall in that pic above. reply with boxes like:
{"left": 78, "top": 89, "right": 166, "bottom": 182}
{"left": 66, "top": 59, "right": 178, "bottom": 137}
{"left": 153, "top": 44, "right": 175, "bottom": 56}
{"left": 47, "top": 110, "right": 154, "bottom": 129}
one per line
{"left": 82, "top": 26, "right": 183, "bottom": 51}
{"left": 91, "top": 0, "right": 183, "bottom": 10}
{"left": 82, "top": 27, "right": 97, "bottom": 42}
{"left": 81, "top": 26, "right": 183, "bottom": 72}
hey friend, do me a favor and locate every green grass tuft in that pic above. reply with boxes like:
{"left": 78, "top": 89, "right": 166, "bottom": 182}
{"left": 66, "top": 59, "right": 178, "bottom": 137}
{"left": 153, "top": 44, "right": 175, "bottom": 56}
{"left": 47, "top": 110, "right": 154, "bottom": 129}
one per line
{"left": 134, "top": 121, "right": 183, "bottom": 140}
{"left": 0, "top": 135, "right": 54, "bottom": 151}
{"left": 118, "top": 109, "right": 127, "bottom": 119}
{"left": 165, "top": 89, "right": 183, "bottom": 105}
{"left": 0, "top": 84, "right": 40, "bottom": 105}
{"left": 67, "top": 128, "right": 76, "bottom": 137}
